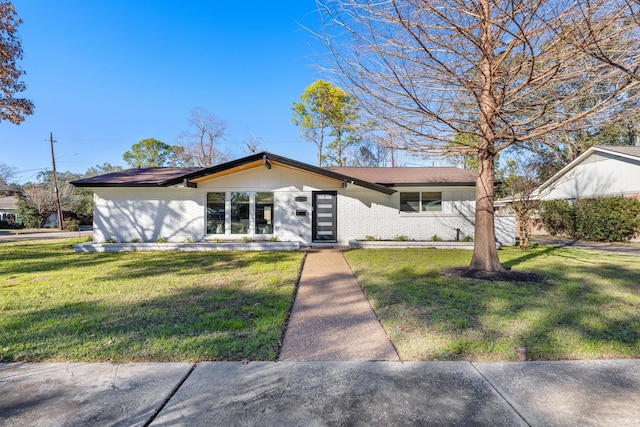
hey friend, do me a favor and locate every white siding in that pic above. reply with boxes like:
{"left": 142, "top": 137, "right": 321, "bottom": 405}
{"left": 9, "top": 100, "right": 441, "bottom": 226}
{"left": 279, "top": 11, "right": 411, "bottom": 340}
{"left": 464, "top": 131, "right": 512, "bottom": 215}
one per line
{"left": 540, "top": 151, "right": 640, "bottom": 200}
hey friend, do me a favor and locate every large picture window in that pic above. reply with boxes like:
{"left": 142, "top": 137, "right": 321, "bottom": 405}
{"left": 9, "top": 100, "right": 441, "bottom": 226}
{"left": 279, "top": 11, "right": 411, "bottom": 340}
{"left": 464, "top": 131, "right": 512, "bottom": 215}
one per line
{"left": 400, "top": 191, "right": 442, "bottom": 212}
{"left": 206, "top": 192, "right": 225, "bottom": 234}
{"left": 255, "top": 192, "right": 274, "bottom": 234}
{"left": 207, "top": 191, "right": 276, "bottom": 235}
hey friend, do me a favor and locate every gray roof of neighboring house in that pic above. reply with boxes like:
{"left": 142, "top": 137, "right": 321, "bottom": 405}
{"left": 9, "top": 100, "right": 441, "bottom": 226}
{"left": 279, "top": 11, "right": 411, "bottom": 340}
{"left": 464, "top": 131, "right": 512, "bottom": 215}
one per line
{"left": 597, "top": 145, "right": 640, "bottom": 159}
{"left": 0, "top": 195, "right": 18, "bottom": 211}
{"left": 70, "top": 152, "right": 476, "bottom": 193}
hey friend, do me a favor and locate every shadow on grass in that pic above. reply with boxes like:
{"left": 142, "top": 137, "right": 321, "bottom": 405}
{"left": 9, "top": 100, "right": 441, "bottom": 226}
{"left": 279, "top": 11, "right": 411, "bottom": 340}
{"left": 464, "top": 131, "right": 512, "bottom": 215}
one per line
{"left": 0, "top": 284, "right": 293, "bottom": 362}
{"left": 347, "top": 248, "right": 640, "bottom": 361}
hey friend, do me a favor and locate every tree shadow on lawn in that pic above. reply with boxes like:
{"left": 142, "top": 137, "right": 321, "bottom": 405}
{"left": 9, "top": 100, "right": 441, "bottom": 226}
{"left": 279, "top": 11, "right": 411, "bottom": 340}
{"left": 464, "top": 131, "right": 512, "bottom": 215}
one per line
{"left": 358, "top": 250, "right": 640, "bottom": 361}
{"left": 0, "top": 285, "right": 293, "bottom": 363}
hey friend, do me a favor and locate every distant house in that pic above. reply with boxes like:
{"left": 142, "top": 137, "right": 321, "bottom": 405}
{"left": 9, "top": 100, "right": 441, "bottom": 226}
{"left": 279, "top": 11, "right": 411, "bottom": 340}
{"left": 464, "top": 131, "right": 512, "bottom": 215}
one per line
{"left": 535, "top": 145, "right": 640, "bottom": 201}
{"left": 71, "top": 152, "right": 515, "bottom": 245}
{"left": 0, "top": 195, "right": 18, "bottom": 224}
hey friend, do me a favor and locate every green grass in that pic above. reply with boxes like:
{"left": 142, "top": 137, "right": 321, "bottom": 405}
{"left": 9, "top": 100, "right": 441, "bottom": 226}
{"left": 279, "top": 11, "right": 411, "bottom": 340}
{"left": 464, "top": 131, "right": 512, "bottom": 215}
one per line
{"left": 0, "top": 240, "right": 305, "bottom": 362}
{"left": 345, "top": 247, "right": 640, "bottom": 362}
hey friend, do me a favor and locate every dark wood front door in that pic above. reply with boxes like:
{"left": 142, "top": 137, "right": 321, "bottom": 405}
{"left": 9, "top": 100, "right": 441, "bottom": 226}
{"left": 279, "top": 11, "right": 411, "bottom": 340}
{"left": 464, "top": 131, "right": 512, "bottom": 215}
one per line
{"left": 312, "top": 191, "right": 337, "bottom": 242}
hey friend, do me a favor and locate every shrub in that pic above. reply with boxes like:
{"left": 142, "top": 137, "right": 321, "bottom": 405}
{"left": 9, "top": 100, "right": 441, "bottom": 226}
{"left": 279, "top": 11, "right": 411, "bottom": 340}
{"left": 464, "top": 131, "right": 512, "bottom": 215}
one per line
{"left": 63, "top": 218, "right": 80, "bottom": 231}
{"left": 392, "top": 235, "right": 409, "bottom": 241}
{"left": 574, "top": 197, "right": 640, "bottom": 242}
{"left": 105, "top": 237, "right": 118, "bottom": 243}
{"left": 183, "top": 237, "right": 194, "bottom": 243}
{"left": 155, "top": 237, "right": 167, "bottom": 243}
{"left": 539, "top": 199, "right": 575, "bottom": 236}
{"left": 540, "top": 197, "right": 640, "bottom": 242}
{"left": 461, "top": 235, "right": 474, "bottom": 242}
{"left": 241, "top": 236, "right": 252, "bottom": 243}
{"left": 365, "top": 235, "right": 379, "bottom": 241}
{"left": 269, "top": 235, "right": 279, "bottom": 242}
{"left": 131, "top": 238, "right": 141, "bottom": 243}
{"left": 430, "top": 234, "right": 442, "bottom": 242}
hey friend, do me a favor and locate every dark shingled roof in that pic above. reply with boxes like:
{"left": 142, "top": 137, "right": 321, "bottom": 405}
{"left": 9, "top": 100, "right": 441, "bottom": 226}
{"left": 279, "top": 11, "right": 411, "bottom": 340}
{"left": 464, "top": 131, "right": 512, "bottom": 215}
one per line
{"left": 71, "top": 153, "right": 477, "bottom": 190}
{"left": 71, "top": 167, "right": 202, "bottom": 187}
{"left": 326, "top": 167, "right": 477, "bottom": 186}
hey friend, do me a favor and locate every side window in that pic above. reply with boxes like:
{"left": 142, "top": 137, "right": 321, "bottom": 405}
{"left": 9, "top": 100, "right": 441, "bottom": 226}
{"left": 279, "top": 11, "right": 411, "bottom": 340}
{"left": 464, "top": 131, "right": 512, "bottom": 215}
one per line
{"left": 399, "top": 191, "right": 442, "bottom": 212}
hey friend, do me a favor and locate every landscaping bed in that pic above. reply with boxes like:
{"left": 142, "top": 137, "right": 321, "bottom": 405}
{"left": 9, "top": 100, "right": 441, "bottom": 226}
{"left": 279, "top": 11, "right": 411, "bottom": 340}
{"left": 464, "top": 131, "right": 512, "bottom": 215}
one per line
{"left": 74, "top": 241, "right": 300, "bottom": 252}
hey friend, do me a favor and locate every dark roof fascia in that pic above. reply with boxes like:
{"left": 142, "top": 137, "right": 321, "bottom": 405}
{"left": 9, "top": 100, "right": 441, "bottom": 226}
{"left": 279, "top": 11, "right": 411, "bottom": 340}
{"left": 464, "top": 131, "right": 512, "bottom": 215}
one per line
{"left": 160, "top": 152, "right": 397, "bottom": 195}
{"left": 390, "top": 182, "right": 477, "bottom": 187}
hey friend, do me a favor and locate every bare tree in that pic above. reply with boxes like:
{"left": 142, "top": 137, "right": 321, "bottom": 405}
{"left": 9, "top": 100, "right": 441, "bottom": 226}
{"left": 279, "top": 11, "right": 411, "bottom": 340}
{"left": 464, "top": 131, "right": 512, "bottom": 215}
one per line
{"left": 318, "top": 0, "right": 640, "bottom": 272}
{"left": 177, "top": 108, "right": 229, "bottom": 167}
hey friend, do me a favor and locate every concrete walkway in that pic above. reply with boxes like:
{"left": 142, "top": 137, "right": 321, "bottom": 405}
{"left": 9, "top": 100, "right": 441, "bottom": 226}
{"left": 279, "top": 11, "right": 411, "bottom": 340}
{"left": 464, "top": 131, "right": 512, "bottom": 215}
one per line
{"left": 279, "top": 249, "right": 399, "bottom": 361}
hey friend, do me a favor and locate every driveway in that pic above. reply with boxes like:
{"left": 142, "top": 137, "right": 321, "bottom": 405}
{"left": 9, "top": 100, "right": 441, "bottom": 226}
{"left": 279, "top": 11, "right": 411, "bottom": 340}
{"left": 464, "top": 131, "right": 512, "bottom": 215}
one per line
{"left": 0, "top": 230, "right": 92, "bottom": 242}
{"left": 530, "top": 236, "right": 640, "bottom": 256}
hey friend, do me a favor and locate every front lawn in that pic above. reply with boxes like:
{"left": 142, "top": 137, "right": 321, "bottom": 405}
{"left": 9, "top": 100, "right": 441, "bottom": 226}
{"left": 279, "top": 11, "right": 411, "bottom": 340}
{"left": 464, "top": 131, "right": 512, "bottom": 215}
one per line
{"left": 345, "top": 247, "right": 640, "bottom": 361}
{"left": 0, "top": 240, "right": 305, "bottom": 362}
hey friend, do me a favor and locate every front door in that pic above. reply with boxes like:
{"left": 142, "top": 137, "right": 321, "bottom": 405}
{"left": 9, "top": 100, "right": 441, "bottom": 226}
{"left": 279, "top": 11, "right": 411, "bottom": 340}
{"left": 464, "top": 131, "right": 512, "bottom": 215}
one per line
{"left": 312, "top": 191, "right": 337, "bottom": 242}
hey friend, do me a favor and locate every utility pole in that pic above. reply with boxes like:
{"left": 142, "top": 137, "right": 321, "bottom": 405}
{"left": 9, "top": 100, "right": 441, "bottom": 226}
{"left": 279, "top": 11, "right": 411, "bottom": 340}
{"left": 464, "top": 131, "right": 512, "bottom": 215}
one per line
{"left": 50, "top": 132, "right": 64, "bottom": 231}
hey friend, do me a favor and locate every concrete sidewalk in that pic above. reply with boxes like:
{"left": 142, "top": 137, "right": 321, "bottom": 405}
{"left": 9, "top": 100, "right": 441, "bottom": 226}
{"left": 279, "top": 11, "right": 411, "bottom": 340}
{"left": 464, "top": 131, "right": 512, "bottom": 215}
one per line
{"left": 2, "top": 360, "right": 640, "bottom": 426}
{"left": 279, "top": 249, "right": 399, "bottom": 361}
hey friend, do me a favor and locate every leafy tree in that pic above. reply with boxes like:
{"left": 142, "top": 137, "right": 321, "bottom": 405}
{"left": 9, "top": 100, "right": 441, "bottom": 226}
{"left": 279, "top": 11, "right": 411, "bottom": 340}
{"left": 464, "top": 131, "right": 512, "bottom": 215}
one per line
{"left": 293, "top": 80, "right": 361, "bottom": 166}
{"left": 0, "top": 1, "right": 33, "bottom": 124}
{"left": 319, "top": 0, "right": 640, "bottom": 272}
{"left": 85, "top": 162, "right": 123, "bottom": 177}
{"left": 176, "top": 108, "right": 228, "bottom": 167}
{"left": 122, "top": 138, "right": 181, "bottom": 168}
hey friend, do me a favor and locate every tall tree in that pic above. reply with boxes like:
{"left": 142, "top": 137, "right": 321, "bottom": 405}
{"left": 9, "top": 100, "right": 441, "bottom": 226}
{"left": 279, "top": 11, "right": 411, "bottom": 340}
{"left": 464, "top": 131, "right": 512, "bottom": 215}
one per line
{"left": 122, "top": 138, "right": 180, "bottom": 168}
{"left": 293, "top": 80, "right": 360, "bottom": 166}
{"left": 0, "top": 162, "right": 16, "bottom": 193}
{"left": 0, "top": 1, "right": 33, "bottom": 124}
{"left": 318, "top": 0, "right": 640, "bottom": 272}
{"left": 177, "top": 108, "right": 228, "bottom": 167}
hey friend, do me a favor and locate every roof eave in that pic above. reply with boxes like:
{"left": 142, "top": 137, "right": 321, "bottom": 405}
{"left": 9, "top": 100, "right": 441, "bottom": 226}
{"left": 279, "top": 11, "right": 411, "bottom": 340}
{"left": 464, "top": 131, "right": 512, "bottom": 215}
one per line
{"left": 160, "top": 152, "right": 396, "bottom": 195}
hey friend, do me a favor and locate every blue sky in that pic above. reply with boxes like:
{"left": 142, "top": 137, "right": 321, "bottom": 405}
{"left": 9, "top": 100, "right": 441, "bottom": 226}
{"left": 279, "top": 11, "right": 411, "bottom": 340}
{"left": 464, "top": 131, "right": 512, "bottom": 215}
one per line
{"left": 1, "top": 1, "right": 330, "bottom": 182}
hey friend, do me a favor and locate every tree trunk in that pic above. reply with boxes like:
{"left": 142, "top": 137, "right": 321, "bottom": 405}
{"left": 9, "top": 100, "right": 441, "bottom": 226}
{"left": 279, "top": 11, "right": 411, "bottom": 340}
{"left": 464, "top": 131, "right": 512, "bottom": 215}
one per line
{"left": 469, "top": 0, "right": 506, "bottom": 273}
{"left": 469, "top": 150, "right": 505, "bottom": 272}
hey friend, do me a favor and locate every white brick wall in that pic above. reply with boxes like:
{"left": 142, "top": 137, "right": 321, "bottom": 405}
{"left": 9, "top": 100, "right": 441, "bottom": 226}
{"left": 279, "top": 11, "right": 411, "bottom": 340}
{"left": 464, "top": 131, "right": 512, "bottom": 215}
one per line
{"left": 90, "top": 164, "right": 515, "bottom": 245}
{"left": 336, "top": 187, "right": 477, "bottom": 243}
{"left": 93, "top": 188, "right": 203, "bottom": 243}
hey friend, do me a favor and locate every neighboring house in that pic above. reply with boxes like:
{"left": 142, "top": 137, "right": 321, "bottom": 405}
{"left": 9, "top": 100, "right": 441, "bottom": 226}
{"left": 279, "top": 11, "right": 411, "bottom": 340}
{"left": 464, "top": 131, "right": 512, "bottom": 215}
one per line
{"left": 0, "top": 195, "right": 18, "bottom": 224}
{"left": 535, "top": 145, "right": 640, "bottom": 201}
{"left": 71, "top": 152, "right": 515, "bottom": 245}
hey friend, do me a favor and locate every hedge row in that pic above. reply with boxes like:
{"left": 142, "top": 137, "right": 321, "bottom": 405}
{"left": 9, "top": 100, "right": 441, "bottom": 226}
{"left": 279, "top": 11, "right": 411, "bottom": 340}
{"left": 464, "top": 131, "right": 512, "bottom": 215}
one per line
{"left": 539, "top": 197, "right": 640, "bottom": 242}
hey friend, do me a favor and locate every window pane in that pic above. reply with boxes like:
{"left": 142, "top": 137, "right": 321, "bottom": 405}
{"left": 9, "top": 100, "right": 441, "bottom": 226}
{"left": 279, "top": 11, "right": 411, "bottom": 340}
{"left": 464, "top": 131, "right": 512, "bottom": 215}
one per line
{"left": 400, "top": 192, "right": 420, "bottom": 212}
{"left": 255, "top": 192, "right": 274, "bottom": 234}
{"left": 231, "top": 192, "right": 250, "bottom": 234}
{"left": 421, "top": 192, "right": 442, "bottom": 212}
{"left": 206, "top": 192, "right": 225, "bottom": 234}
